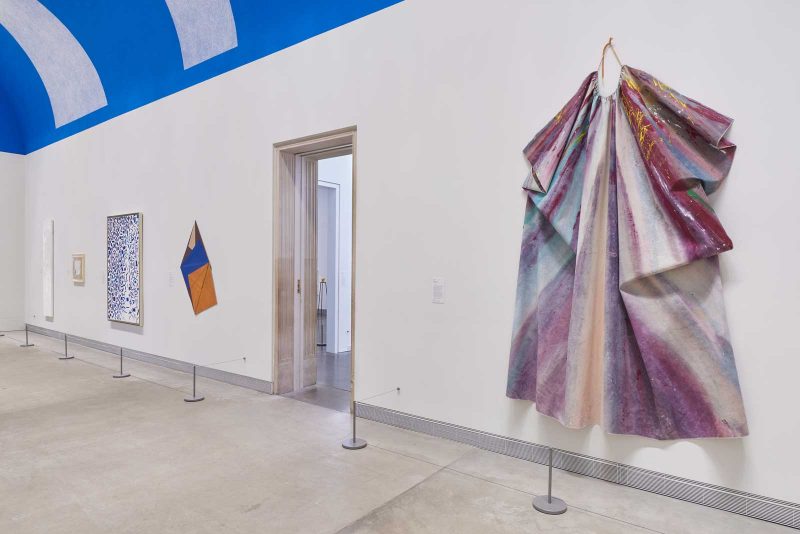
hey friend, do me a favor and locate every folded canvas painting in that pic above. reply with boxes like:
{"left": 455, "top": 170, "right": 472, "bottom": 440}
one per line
{"left": 506, "top": 66, "right": 747, "bottom": 440}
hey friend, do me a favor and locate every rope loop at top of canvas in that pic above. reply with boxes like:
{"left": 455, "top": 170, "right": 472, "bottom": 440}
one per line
{"left": 598, "top": 37, "right": 623, "bottom": 81}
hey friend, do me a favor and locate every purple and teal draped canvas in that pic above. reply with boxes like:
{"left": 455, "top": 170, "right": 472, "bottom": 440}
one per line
{"left": 507, "top": 66, "right": 748, "bottom": 440}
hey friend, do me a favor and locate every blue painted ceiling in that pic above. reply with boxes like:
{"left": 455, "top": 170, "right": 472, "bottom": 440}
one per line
{"left": 0, "top": 0, "right": 401, "bottom": 154}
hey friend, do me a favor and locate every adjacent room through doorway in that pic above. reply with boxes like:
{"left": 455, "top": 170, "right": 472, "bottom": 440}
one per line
{"left": 317, "top": 154, "right": 353, "bottom": 391}
{"left": 311, "top": 154, "right": 353, "bottom": 407}
{"left": 273, "top": 130, "right": 355, "bottom": 413}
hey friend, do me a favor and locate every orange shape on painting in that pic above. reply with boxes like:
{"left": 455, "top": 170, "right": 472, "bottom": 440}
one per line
{"left": 188, "top": 263, "right": 218, "bottom": 315}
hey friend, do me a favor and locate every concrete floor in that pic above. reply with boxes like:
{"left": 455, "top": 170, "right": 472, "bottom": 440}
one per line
{"left": 285, "top": 382, "right": 351, "bottom": 413}
{"left": 0, "top": 333, "right": 791, "bottom": 533}
{"left": 316, "top": 350, "right": 351, "bottom": 392}
{"left": 285, "top": 349, "right": 352, "bottom": 412}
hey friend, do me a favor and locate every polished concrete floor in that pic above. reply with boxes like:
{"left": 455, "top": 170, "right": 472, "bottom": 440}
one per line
{"left": 316, "top": 349, "right": 351, "bottom": 391}
{"left": 315, "top": 310, "right": 351, "bottom": 391}
{"left": 285, "top": 313, "right": 353, "bottom": 413}
{"left": 0, "top": 333, "right": 791, "bottom": 533}
{"left": 284, "top": 348, "right": 352, "bottom": 412}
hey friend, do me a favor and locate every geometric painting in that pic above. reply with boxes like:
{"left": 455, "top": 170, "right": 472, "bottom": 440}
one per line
{"left": 179, "top": 221, "right": 217, "bottom": 315}
{"left": 43, "top": 219, "right": 54, "bottom": 318}
{"left": 107, "top": 213, "right": 142, "bottom": 325}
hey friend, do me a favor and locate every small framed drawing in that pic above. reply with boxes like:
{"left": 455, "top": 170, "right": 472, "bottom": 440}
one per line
{"left": 72, "top": 254, "right": 86, "bottom": 283}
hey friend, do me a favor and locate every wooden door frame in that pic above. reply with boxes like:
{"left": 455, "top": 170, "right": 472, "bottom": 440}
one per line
{"left": 272, "top": 127, "right": 356, "bottom": 397}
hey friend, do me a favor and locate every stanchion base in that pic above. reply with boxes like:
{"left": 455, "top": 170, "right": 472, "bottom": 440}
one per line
{"left": 184, "top": 396, "right": 205, "bottom": 403}
{"left": 342, "top": 437, "right": 367, "bottom": 450}
{"left": 59, "top": 355, "right": 75, "bottom": 360}
{"left": 20, "top": 344, "right": 34, "bottom": 347}
{"left": 113, "top": 373, "right": 131, "bottom": 379}
{"left": 532, "top": 495, "right": 567, "bottom": 515}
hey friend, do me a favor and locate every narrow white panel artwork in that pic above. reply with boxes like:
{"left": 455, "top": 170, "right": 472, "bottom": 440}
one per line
{"left": 42, "top": 219, "right": 54, "bottom": 317}
{"left": 107, "top": 213, "right": 142, "bottom": 325}
{"left": 164, "top": 0, "right": 238, "bottom": 69}
{"left": 0, "top": 0, "right": 107, "bottom": 127}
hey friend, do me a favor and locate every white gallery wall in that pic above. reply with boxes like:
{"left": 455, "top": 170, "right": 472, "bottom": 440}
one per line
{"left": 18, "top": 0, "right": 800, "bottom": 503}
{"left": 0, "top": 152, "right": 24, "bottom": 331}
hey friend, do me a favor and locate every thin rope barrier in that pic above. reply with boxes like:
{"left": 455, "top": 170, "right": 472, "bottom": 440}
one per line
{"left": 357, "top": 386, "right": 400, "bottom": 403}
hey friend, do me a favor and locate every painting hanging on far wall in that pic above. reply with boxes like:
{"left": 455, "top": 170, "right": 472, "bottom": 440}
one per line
{"left": 43, "top": 219, "right": 54, "bottom": 318}
{"left": 72, "top": 254, "right": 85, "bottom": 284}
{"left": 179, "top": 221, "right": 217, "bottom": 315}
{"left": 107, "top": 213, "right": 142, "bottom": 325}
{"left": 506, "top": 65, "right": 748, "bottom": 440}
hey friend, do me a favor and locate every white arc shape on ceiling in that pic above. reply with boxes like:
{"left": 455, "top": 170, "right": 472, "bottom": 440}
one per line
{"left": 0, "top": 0, "right": 107, "bottom": 128}
{"left": 164, "top": 0, "right": 238, "bottom": 69}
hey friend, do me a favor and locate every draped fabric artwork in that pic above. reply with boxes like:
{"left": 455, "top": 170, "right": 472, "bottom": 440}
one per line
{"left": 507, "top": 66, "right": 748, "bottom": 440}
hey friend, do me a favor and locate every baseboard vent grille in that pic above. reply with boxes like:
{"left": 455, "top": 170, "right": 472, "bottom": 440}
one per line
{"left": 24, "top": 324, "right": 272, "bottom": 394}
{"left": 356, "top": 402, "right": 799, "bottom": 529}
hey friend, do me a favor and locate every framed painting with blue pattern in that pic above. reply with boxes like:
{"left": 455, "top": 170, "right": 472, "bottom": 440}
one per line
{"left": 107, "top": 213, "right": 143, "bottom": 325}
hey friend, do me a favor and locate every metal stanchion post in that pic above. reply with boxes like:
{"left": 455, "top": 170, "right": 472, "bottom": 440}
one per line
{"left": 316, "top": 279, "right": 327, "bottom": 347}
{"left": 20, "top": 325, "right": 34, "bottom": 347}
{"left": 341, "top": 400, "right": 367, "bottom": 450}
{"left": 113, "top": 347, "right": 130, "bottom": 378}
{"left": 184, "top": 365, "right": 205, "bottom": 402}
{"left": 532, "top": 448, "right": 567, "bottom": 515}
{"left": 59, "top": 334, "right": 74, "bottom": 360}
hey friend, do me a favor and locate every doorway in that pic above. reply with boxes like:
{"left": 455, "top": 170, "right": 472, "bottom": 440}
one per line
{"left": 272, "top": 128, "right": 355, "bottom": 413}
{"left": 314, "top": 156, "right": 353, "bottom": 405}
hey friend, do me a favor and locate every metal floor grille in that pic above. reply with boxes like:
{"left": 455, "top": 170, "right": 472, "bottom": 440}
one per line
{"left": 356, "top": 402, "right": 799, "bottom": 529}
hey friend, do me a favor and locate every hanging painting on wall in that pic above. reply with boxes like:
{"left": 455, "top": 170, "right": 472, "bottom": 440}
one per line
{"left": 506, "top": 65, "right": 748, "bottom": 440}
{"left": 107, "top": 213, "right": 142, "bottom": 325}
{"left": 43, "top": 219, "right": 54, "bottom": 318}
{"left": 179, "top": 222, "right": 217, "bottom": 315}
{"left": 72, "top": 254, "right": 85, "bottom": 284}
